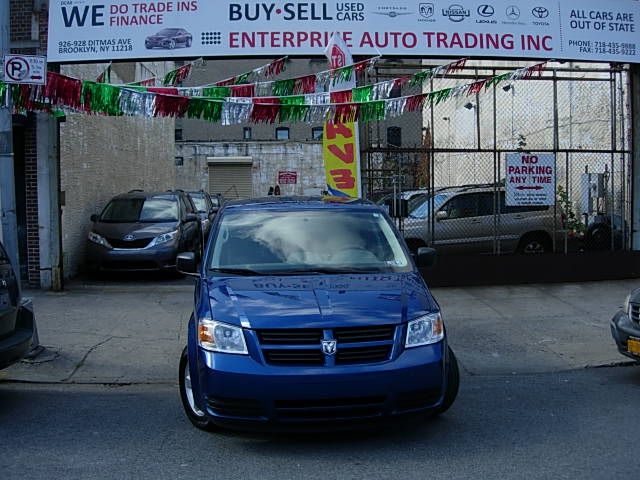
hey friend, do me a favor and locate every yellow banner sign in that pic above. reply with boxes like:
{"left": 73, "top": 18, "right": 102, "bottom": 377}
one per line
{"left": 323, "top": 121, "right": 361, "bottom": 198}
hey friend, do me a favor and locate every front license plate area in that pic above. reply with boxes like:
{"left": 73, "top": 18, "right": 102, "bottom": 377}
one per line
{"left": 628, "top": 337, "right": 640, "bottom": 356}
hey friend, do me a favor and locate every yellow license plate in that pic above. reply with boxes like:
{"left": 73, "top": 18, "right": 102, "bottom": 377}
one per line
{"left": 628, "top": 338, "right": 640, "bottom": 356}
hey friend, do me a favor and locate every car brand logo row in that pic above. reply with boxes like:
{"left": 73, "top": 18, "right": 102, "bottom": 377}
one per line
{"left": 417, "top": 3, "right": 551, "bottom": 23}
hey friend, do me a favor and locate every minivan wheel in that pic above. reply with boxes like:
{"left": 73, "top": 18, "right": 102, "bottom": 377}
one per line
{"left": 434, "top": 347, "right": 460, "bottom": 416}
{"left": 179, "top": 347, "right": 216, "bottom": 431}
{"left": 517, "top": 234, "right": 551, "bottom": 254}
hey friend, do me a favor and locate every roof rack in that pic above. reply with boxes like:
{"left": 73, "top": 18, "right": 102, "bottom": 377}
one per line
{"left": 128, "top": 189, "right": 144, "bottom": 193}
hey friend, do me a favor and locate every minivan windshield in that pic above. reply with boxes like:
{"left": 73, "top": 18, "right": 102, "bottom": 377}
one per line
{"left": 410, "top": 193, "right": 450, "bottom": 219}
{"left": 209, "top": 209, "right": 411, "bottom": 275}
{"left": 100, "top": 196, "right": 179, "bottom": 223}
{"left": 189, "top": 194, "right": 207, "bottom": 213}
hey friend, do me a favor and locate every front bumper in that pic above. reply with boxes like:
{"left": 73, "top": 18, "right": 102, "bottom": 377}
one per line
{"left": 610, "top": 310, "right": 640, "bottom": 361}
{"left": 0, "top": 299, "right": 35, "bottom": 370}
{"left": 193, "top": 343, "right": 447, "bottom": 429}
{"left": 86, "top": 242, "right": 178, "bottom": 271}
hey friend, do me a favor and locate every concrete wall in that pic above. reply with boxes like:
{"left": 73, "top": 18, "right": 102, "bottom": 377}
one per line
{"left": 175, "top": 141, "right": 325, "bottom": 198}
{"left": 59, "top": 64, "right": 177, "bottom": 278}
{"left": 179, "top": 58, "right": 424, "bottom": 147}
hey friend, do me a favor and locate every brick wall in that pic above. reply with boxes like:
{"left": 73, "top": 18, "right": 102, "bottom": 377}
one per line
{"left": 23, "top": 119, "right": 40, "bottom": 285}
{"left": 10, "top": 1, "right": 48, "bottom": 286}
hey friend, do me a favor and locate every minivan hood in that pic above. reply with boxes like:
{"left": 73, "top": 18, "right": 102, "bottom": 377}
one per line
{"left": 92, "top": 221, "right": 179, "bottom": 239}
{"left": 205, "top": 273, "right": 437, "bottom": 329}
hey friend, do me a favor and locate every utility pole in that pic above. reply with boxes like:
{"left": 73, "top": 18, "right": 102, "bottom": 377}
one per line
{"left": 0, "top": 0, "right": 20, "bottom": 274}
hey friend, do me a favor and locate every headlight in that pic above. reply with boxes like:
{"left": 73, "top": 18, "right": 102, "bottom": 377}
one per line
{"left": 150, "top": 230, "right": 178, "bottom": 247}
{"left": 88, "top": 231, "right": 112, "bottom": 249}
{"left": 405, "top": 312, "right": 444, "bottom": 348}
{"left": 198, "top": 319, "right": 248, "bottom": 355}
{"left": 624, "top": 294, "right": 631, "bottom": 315}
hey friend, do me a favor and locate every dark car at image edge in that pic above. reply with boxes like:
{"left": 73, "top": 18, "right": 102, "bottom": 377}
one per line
{"left": 0, "top": 241, "right": 36, "bottom": 370}
{"left": 611, "top": 287, "right": 640, "bottom": 362}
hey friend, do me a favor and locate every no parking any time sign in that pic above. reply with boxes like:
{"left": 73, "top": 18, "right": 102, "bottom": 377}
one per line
{"left": 506, "top": 153, "right": 556, "bottom": 207}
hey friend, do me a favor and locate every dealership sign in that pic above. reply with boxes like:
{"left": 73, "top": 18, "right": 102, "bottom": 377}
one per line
{"left": 506, "top": 153, "right": 556, "bottom": 207}
{"left": 47, "top": 1, "right": 639, "bottom": 63}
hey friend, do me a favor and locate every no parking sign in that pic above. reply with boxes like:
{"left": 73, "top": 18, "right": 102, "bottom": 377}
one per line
{"left": 506, "top": 153, "right": 556, "bottom": 206}
{"left": 2, "top": 55, "right": 46, "bottom": 85}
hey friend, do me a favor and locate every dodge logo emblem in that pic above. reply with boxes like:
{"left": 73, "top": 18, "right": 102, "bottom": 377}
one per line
{"left": 321, "top": 340, "right": 337, "bottom": 356}
{"left": 123, "top": 234, "right": 136, "bottom": 241}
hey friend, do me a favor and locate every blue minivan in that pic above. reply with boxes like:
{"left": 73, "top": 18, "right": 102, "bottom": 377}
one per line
{"left": 177, "top": 197, "right": 459, "bottom": 431}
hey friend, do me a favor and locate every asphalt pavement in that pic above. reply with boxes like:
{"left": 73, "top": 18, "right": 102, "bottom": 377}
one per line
{"left": 1, "top": 277, "right": 636, "bottom": 384}
{"left": 1, "top": 367, "right": 639, "bottom": 480}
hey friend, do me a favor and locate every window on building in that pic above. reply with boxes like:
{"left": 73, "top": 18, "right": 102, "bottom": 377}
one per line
{"left": 312, "top": 127, "right": 323, "bottom": 140}
{"left": 243, "top": 127, "right": 252, "bottom": 140}
{"left": 174, "top": 156, "right": 184, "bottom": 166}
{"left": 175, "top": 128, "right": 183, "bottom": 141}
{"left": 276, "top": 127, "right": 290, "bottom": 140}
{"left": 387, "top": 127, "right": 402, "bottom": 148}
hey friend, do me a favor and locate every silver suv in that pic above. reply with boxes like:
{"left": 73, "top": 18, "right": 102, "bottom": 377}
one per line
{"left": 402, "top": 184, "right": 565, "bottom": 255}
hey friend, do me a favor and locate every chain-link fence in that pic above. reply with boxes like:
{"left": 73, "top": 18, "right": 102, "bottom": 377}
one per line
{"left": 363, "top": 60, "right": 632, "bottom": 255}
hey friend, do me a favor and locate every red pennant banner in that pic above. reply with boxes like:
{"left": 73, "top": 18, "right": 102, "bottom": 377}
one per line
{"left": 467, "top": 80, "right": 487, "bottom": 95}
{"left": 251, "top": 97, "right": 280, "bottom": 123}
{"left": 405, "top": 95, "right": 427, "bottom": 112}
{"left": 330, "top": 90, "right": 353, "bottom": 104}
{"left": 231, "top": 84, "right": 256, "bottom": 98}
{"left": 154, "top": 94, "right": 190, "bottom": 117}
{"left": 46, "top": 72, "right": 83, "bottom": 110}
{"left": 266, "top": 57, "right": 287, "bottom": 77}
{"left": 148, "top": 87, "right": 179, "bottom": 96}
{"left": 295, "top": 75, "right": 317, "bottom": 95}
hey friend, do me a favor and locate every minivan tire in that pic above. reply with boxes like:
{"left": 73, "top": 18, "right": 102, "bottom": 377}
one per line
{"left": 433, "top": 346, "right": 460, "bottom": 416}
{"left": 517, "top": 233, "right": 551, "bottom": 254}
{"left": 179, "top": 347, "right": 217, "bottom": 431}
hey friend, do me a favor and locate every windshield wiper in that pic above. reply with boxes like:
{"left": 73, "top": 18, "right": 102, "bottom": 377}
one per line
{"left": 266, "top": 267, "right": 384, "bottom": 275}
{"left": 209, "top": 267, "right": 264, "bottom": 276}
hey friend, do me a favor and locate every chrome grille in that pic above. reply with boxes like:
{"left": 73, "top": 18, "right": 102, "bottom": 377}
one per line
{"left": 108, "top": 237, "right": 152, "bottom": 249}
{"left": 256, "top": 325, "right": 397, "bottom": 367}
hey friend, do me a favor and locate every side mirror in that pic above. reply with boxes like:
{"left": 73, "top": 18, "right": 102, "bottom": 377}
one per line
{"left": 436, "top": 211, "right": 448, "bottom": 222}
{"left": 90, "top": 214, "right": 99, "bottom": 222}
{"left": 185, "top": 213, "right": 198, "bottom": 223}
{"left": 385, "top": 198, "right": 409, "bottom": 218}
{"left": 416, "top": 247, "right": 437, "bottom": 268}
{"left": 176, "top": 252, "right": 198, "bottom": 277}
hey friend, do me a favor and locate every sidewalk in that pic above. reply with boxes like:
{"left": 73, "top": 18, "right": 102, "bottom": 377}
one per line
{"left": 1, "top": 278, "right": 636, "bottom": 385}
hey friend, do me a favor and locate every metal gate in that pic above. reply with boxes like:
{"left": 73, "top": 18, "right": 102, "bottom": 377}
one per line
{"left": 362, "top": 60, "right": 633, "bottom": 255}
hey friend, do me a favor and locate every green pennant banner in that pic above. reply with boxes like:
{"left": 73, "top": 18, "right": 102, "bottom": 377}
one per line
{"left": 352, "top": 85, "right": 374, "bottom": 103}
{"left": 82, "top": 82, "right": 123, "bottom": 116}
{"left": 280, "top": 95, "right": 305, "bottom": 106}
{"left": 359, "top": 100, "right": 386, "bottom": 122}
{"left": 279, "top": 104, "right": 309, "bottom": 123}
{"left": 187, "top": 98, "right": 223, "bottom": 122}
{"left": 273, "top": 79, "right": 296, "bottom": 97}
{"left": 202, "top": 86, "right": 231, "bottom": 98}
